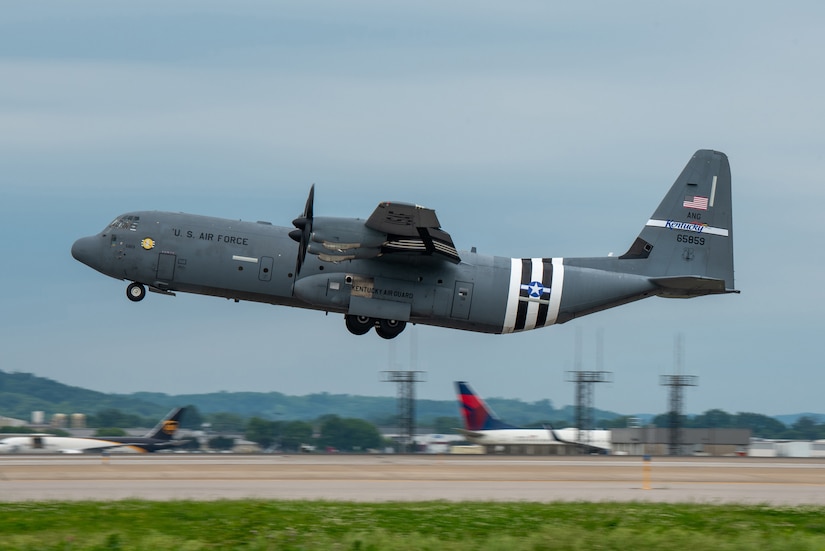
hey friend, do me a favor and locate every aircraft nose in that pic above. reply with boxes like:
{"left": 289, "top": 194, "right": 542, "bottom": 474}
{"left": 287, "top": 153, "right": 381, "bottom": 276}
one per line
{"left": 71, "top": 236, "right": 98, "bottom": 266}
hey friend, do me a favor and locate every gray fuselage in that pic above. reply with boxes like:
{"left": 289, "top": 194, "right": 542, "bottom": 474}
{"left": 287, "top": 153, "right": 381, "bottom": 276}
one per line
{"left": 71, "top": 210, "right": 658, "bottom": 335}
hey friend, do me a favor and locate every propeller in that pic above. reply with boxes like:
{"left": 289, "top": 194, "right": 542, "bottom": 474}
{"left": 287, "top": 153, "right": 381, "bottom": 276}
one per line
{"left": 289, "top": 184, "right": 315, "bottom": 277}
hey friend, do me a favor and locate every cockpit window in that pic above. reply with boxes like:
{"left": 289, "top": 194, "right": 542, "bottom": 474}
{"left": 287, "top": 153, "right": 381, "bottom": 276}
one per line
{"left": 109, "top": 215, "right": 140, "bottom": 231}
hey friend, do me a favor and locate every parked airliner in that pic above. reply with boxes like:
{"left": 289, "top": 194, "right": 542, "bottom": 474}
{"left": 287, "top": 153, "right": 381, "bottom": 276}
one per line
{"left": 0, "top": 408, "right": 186, "bottom": 454}
{"left": 456, "top": 382, "right": 611, "bottom": 453}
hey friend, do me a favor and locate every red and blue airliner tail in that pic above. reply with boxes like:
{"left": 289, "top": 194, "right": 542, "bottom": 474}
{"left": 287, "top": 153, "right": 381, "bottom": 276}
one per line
{"left": 455, "top": 381, "right": 518, "bottom": 431}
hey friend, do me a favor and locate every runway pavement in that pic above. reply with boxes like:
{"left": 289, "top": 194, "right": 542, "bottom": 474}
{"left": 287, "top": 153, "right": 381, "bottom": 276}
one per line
{"left": 1, "top": 454, "right": 824, "bottom": 504}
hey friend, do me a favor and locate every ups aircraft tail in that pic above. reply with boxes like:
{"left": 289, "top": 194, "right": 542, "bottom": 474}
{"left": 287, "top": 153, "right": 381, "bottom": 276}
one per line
{"left": 144, "top": 407, "right": 185, "bottom": 441}
{"left": 455, "top": 381, "right": 516, "bottom": 432}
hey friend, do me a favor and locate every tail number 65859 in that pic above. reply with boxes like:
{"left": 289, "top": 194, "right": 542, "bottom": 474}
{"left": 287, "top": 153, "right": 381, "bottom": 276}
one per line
{"left": 677, "top": 234, "right": 705, "bottom": 246}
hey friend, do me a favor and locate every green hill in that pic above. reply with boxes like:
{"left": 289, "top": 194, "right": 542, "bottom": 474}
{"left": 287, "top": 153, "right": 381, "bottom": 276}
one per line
{"left": 1, "top": 370, "right": 572, "bottom": 426}
{"left": 0, "top": 371, "right": 172, "bottom": 420}
{"left": 4, "top": 370, "right": 821, "bottom": 439}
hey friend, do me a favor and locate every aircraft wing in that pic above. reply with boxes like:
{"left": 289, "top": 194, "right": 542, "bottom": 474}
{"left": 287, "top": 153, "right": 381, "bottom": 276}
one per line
{"left": 67, "top": 437, "right": 176, "bottom": 454}
{"left": 455, "top": 428, "right": 485, "bottom": 439}
{"left": 546, "top": 425, "right": 609, "bottom": 455}
{"left": 365, "top": 202, "right": 461, "bottom": 263}
{"left": 63, "top": 441, "right": 144, "bottom": 454}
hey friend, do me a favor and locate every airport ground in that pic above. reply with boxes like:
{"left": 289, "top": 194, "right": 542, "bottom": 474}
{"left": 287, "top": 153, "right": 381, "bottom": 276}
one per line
{"left": 1, "top": 454, "right": 824, "bottom": 505}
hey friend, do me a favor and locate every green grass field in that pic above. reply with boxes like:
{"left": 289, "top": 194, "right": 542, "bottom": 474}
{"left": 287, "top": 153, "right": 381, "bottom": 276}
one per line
{"left": 2, "top": 500, "right": 825, "bottom": 550}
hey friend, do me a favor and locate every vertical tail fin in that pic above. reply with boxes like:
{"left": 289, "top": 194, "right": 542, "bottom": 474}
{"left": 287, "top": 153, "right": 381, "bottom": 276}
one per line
{"left": 455, "top": 381, "right": 517, "bottom": 431}
{"left": 144, "top": 407, "right": 185, "bottom": 441}
{"left": 621, "top": 150, "right": 737, "bottom": 295}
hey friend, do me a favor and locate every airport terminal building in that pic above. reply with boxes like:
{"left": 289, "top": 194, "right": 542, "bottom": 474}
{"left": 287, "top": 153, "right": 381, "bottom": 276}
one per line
{"left": 610, "top": 428, "right": 751, "bottom": 456}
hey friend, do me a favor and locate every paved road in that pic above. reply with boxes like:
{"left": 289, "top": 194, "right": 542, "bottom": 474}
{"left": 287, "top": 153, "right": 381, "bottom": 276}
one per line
{"left": 2, "top": 455, "right": 824, "bottom": 504}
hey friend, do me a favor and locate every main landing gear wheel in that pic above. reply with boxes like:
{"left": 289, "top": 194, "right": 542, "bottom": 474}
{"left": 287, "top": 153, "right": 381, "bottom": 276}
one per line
{"left": 345, "top": 315, "right": 374, "bottom": 336}
{"left": 126, "top": 282, "right": 146, "bottom": 302}
{"left": 375, "top": 319, "right": 406, "bottom": 340}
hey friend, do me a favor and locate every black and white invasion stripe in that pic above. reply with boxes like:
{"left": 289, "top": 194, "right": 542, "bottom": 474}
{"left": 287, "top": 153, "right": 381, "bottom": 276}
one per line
{"left": 503, "top": 257, "right": 564, "bottom": 333}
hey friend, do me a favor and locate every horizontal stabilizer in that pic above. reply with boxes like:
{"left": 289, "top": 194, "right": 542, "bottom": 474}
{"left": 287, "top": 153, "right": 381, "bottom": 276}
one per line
{"left": 650, "top": 276, "right": 740, "bottom": 297}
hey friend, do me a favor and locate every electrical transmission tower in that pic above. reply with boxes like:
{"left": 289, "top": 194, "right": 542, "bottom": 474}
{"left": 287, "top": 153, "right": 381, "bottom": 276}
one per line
{"left": 660, "top": 335, "right": 698, "bottom": 456}
{"left": 566, "top": 329, "right": 612, "bottom": 448}
{"left": 381, "top": 370, "right": 425, "bottom": 453}
{"left": 381, "top": 331, "right": 425, "bottom": 453}
{"left": 566, "top": 370, "right": 612, "bottom": 445}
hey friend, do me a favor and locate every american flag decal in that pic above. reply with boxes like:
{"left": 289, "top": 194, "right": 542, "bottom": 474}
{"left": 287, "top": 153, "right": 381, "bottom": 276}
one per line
{"left": 683, "top": 195, "right": 709, "bottom": 210}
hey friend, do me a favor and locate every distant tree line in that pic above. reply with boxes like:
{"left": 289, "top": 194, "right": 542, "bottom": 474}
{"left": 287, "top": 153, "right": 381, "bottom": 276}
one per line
{"left": 9, "top": 407, "right": 825, "bottom": 445}
{"left": 5, "top": 368, "right": 825, "bottom": 444}
{"left": 592, "top": 409, "right": 825, "bottom": 440}
{"left": 87, "top": 407, "right": 388, "bottom": 452}
{"left": 244, "top": 414, "right": 386, "bottom": 452}
{"left": 0, "top": 408, "right": 380, "bottom": 452}
{"left": 0, "top": 426, "right": 69, "bottom": 436}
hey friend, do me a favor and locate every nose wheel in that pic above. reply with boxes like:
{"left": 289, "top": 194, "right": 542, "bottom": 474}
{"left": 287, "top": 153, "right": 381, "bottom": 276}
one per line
{"left": 126, "top": 282, "right": 146, "bottom": 302}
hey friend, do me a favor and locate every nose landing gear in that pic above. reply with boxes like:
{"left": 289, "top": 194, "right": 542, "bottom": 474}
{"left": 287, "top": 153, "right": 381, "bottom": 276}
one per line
{"left": 126, "top": 282, "right": 146, "bottom": 302}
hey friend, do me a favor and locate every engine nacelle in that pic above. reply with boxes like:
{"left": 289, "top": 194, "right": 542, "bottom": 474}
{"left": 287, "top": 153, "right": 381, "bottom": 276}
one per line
{"left": 306, "top": 243, "right": 382, "bottom": 262}
{"left": 304, "top": 217, "right": 388, "bottom": 262}
{"left": 310, "top": 217, "right": 387, "bottom": 248}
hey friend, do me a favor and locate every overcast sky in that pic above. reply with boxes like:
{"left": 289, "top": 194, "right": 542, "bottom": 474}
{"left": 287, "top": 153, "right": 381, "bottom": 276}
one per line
{"left": 2, "top": 1, "right": 823, "bottom": 417}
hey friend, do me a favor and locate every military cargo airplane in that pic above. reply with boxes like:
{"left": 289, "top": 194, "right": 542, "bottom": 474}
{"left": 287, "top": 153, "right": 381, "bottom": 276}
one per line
{"left": 0, "top": 407, "right": 186, "bottom": 454}
{"left": 455, "top": 381, "right": 611, "bottom": 453}
{"left": 72, "top": 150, "right": 736, "bottom": 339}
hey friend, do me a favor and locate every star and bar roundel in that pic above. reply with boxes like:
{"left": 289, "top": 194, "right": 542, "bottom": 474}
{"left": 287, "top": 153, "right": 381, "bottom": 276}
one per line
{"left": 503, "top": 257, "right": 565, "bottom": 333}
